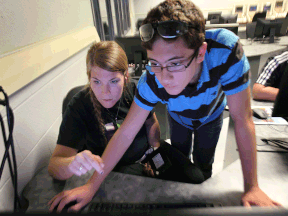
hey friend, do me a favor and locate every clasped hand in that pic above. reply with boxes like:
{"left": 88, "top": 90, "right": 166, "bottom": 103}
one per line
{"left": 67, "top": 150, "right": 104, "bottom": 176}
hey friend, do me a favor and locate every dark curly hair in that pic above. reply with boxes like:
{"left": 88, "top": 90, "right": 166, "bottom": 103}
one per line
{"left": 141, "top": 0, "right": 205, "bottom": 52}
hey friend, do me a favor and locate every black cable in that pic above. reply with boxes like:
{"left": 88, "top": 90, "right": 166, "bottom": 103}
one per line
{"left": 0, "top": 114, "right": 16, "bottom": 184}
{"left": 0, "top": 90, "right": 18, "bottom": 210}
{"left": 260, "top": 139, "right": 288, "bottom": 151}
{"left": 267, "top": 139, "right": 288, "bottom": 150}
{"left": 0, "top": 87, "right": 28, "bottom": 212}
{"left": 0, "top": 114, "right": 23, "bottom": 211}
{"left": 2, "top": 89, "right": 18, "bottom": 211}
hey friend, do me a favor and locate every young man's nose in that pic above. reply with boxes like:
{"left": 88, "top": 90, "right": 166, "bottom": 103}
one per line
{"left": 160, "top": 68, "right": 173, "bottom": 83}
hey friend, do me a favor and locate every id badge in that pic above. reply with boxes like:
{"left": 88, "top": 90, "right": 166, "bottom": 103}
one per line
{"left": 104, "top": 122, "right": 115, "bottom": 131}
{"left": 104, "top": 122, "right": 116, "bottom": 142}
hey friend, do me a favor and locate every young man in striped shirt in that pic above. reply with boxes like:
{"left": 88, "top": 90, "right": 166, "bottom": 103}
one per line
{"left": 89, "top": 0, "right": 282, "bottom": 209}
{"left": 253, "top": 51, "right": 288, "bottom": 101}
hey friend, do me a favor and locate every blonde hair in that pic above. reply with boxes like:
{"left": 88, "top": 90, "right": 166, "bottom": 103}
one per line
{"left": 86, "top": 41, "right": 130, "bottom": 145}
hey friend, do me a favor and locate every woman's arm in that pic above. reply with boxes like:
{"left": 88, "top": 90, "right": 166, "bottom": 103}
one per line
{"left": 48, "top": 145, "right": 78, "bottom": 180}
{"left": 252, "top": 83, "right": 279, "bottom": 101}
{"left": 48, "top": 145, "right": 104, "bottom": 181}
{"left": 144, "top": 112, "right": 161, "bottom": 148}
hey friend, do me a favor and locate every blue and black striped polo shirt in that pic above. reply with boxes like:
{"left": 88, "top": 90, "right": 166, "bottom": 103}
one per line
{"left": 134, "top": 28, "right": 250, "bottom": 130}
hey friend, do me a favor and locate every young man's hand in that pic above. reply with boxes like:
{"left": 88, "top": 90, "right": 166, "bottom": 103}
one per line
{"left": 48, "top": 183, "right": 97, "bottom": 213}
{"left": 241, "top": 186, "right": 282, "bottom": 207}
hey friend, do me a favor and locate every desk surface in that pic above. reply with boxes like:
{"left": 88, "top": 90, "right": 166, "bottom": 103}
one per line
{"left": 205, "top": 23, "right": 239, "bottom": 28}
{"left": 22, "top": 100, "right": 288, "bottom": 213}
{"left": 241, "top": 36, "right": 288, "bottom": 57}
{"left": 22, "top": 151, "right": 288, "bottom": 213}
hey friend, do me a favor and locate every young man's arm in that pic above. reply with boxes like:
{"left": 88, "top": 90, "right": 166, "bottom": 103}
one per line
{"left": 226, "top": 86, "right": 282, "bottom": 207}
{"left": 89, "top": 101, "right": 151, "bottom": 185}
{"left": 144, "top": 112, "right": 161, "bottom": 148}
{"left": 252, "top": 83, "right": 279, "bottom": 101}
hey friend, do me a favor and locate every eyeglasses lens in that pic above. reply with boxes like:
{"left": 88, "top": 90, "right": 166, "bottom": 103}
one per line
{"left": 140, "top": 24, "right": 154, "bottom": 42}
{"left": 157, "top": 21, "right": 186, "bottom": 38}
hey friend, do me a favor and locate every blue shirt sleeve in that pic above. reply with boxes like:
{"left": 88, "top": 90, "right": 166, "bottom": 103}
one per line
{"left": 219, "top": 41, "right": 250, "bottom": 95}
{"left": 134, "top": 71, "right": 160, "bottom": 111}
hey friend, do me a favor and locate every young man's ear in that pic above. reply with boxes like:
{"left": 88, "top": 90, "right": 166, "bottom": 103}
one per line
{"left": 196, "top": 42, "right": 207, "bottom": 63}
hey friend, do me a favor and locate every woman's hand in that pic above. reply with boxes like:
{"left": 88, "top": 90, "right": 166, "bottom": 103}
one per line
{"left": 68, "top": 150, "right": 104, "bottom": 176}
{"left": 48, "top": 183, "right": 97, "bottom": 213}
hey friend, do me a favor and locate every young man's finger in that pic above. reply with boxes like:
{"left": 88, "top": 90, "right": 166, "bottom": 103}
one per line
{"left": 48, "top": 196, "right": 64, "bottom": 212}
{"left": 272, "top": 201, "right": 282, "bottom": 206}
{"left": 242, "top": 201, "right": 251, "bottom": 208}
{"left": 68, "top": 201, "right": 84, "bottom": 213}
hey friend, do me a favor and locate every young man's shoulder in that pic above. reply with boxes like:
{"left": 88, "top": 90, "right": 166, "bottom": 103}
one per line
{"left": 205, "top": 28, "right": 240, "bottom": 50}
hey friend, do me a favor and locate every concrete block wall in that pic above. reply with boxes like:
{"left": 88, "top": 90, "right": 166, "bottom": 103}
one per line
{"left": 0, "top": 45, "right": 91, "bottom": 212}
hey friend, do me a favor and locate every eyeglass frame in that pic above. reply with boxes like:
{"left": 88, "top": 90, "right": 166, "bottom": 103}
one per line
{"left": 147, "top": 47, "right": 200, "bottom": 73}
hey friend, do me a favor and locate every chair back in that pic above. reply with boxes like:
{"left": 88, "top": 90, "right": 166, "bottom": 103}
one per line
{"left": 62, "top": 85, "right": 86, "bottom": 115}
{"left": 246, "top": 22, "right": 257, "bottom": 39}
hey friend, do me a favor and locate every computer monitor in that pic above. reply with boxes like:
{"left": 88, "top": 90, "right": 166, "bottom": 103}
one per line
{"left": 114, "top": 36, "right": 147, "bottom": 76}
{"left": 225, "top": 26, "right": 238, "bottom": 35}
{"left": 219, "top": 14, "right": 238, "bottom": 23}
{"left": 254, "top": 18, "right": 286, "bottom": 42}
{"left": 208, "top": 12, "right": 222, "bottom": 21}
{"left": 275, "top": 0, "right": 285, "bottom": 13}
{"left": 249, "top": 5, "right": 258, "bottom": 12}
{"left": 205, "top": 24, "right": 239, "bottom": 35}
{"left": 272, "top": 64, "right": 288, "bottom": 119}
{"left": 235, "top": 6, "right": 243, "bottom": 13}
{"left": 263, "top": 4, "right": 272, "bottom": 11}
{"left": 252, "top": 11, "right": 267, "bottom": 22}
{"left": 276, "top": 0, "right": 284, "bottom": 8}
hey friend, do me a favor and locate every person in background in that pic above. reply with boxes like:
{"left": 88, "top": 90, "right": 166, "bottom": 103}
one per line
{"left": 47, "top": 41, "right": 160, "bottom": 212}
{"left": 252, "top": 51, "right": 288, "bottom": 101}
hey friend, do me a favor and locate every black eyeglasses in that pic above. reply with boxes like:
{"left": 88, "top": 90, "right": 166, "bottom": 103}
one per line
{"left": 140, "top": 20, "right": 194, "bottom": 42}
{"left": 147, "top": 48, "right": 199, "bottom": 73}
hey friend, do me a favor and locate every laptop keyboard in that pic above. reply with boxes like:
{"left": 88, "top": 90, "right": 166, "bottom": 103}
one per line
{"left": 89, "top": 202, "right": 222, "bottom": 212}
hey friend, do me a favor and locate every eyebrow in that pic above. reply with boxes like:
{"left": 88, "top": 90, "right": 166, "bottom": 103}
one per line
{"left": 91, "top": 77, "right": 119, "bottom": 81}
{"left": 148, "top": 56, "right": 186, "bottom": 63}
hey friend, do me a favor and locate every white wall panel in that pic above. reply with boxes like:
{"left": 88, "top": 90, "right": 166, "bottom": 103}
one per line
{"left": 12, "top": 83, "right": 58, "bottom": 160}
{"left": 0, "top": 179, "right": 14, "bottom": 212}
